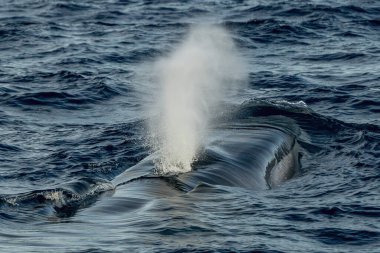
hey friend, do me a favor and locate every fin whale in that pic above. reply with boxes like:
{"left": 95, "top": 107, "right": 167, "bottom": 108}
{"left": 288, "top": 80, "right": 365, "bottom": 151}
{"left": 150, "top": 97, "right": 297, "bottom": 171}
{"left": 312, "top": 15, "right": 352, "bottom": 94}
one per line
{"left": 0, "top": 116, "right": 300, "bottom": 218}
{"left": 113, "top": 116, "right": 300, "bottom": 192}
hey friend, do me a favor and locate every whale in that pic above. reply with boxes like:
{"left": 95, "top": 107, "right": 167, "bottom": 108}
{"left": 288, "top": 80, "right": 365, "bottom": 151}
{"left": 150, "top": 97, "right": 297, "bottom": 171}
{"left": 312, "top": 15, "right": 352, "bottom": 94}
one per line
{"left": 112, "top": 115, "right": 300, "bottom": 193}
{"left": 0, "top": 115, "right": 300, "bottom": 218}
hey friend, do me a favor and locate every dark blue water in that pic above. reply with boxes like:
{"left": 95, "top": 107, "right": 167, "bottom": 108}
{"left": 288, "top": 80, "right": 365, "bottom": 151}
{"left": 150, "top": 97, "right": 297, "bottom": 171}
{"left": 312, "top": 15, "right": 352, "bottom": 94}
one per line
{"left": 1, "top": 0, "right": 380, "bottom": 252}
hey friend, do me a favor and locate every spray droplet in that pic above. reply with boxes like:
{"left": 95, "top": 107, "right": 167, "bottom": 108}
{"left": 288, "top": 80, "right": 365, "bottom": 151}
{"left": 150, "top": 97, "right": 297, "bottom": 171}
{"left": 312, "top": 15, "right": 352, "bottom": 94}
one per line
{"left": 149, "top": 24, "right": 248, "bottom": 174}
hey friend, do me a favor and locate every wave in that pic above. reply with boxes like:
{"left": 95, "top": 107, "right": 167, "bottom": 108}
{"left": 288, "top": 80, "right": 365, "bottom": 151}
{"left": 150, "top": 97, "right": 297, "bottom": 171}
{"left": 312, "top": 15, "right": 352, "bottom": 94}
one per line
{"left": 3, "top": 84, "right": 122, "bottom": 110}
{"left": 300, "top": 52, "right": 367, "bottom": 62}
{"left": 0, "top": 177, "right": 114, "bottom": 219}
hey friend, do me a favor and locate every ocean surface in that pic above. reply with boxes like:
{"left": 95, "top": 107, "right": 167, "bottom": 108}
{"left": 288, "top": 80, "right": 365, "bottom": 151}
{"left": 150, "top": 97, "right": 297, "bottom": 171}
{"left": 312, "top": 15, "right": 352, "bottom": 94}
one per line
{"left": 1, "top": 0, "right": 380, "bottom": 252}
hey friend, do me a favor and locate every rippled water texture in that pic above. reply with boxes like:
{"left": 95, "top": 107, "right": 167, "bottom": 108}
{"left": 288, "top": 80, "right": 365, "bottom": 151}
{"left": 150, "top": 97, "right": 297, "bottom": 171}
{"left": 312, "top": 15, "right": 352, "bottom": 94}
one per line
{"left": 1, "top": 1, "right": 379, "bottom": 252}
